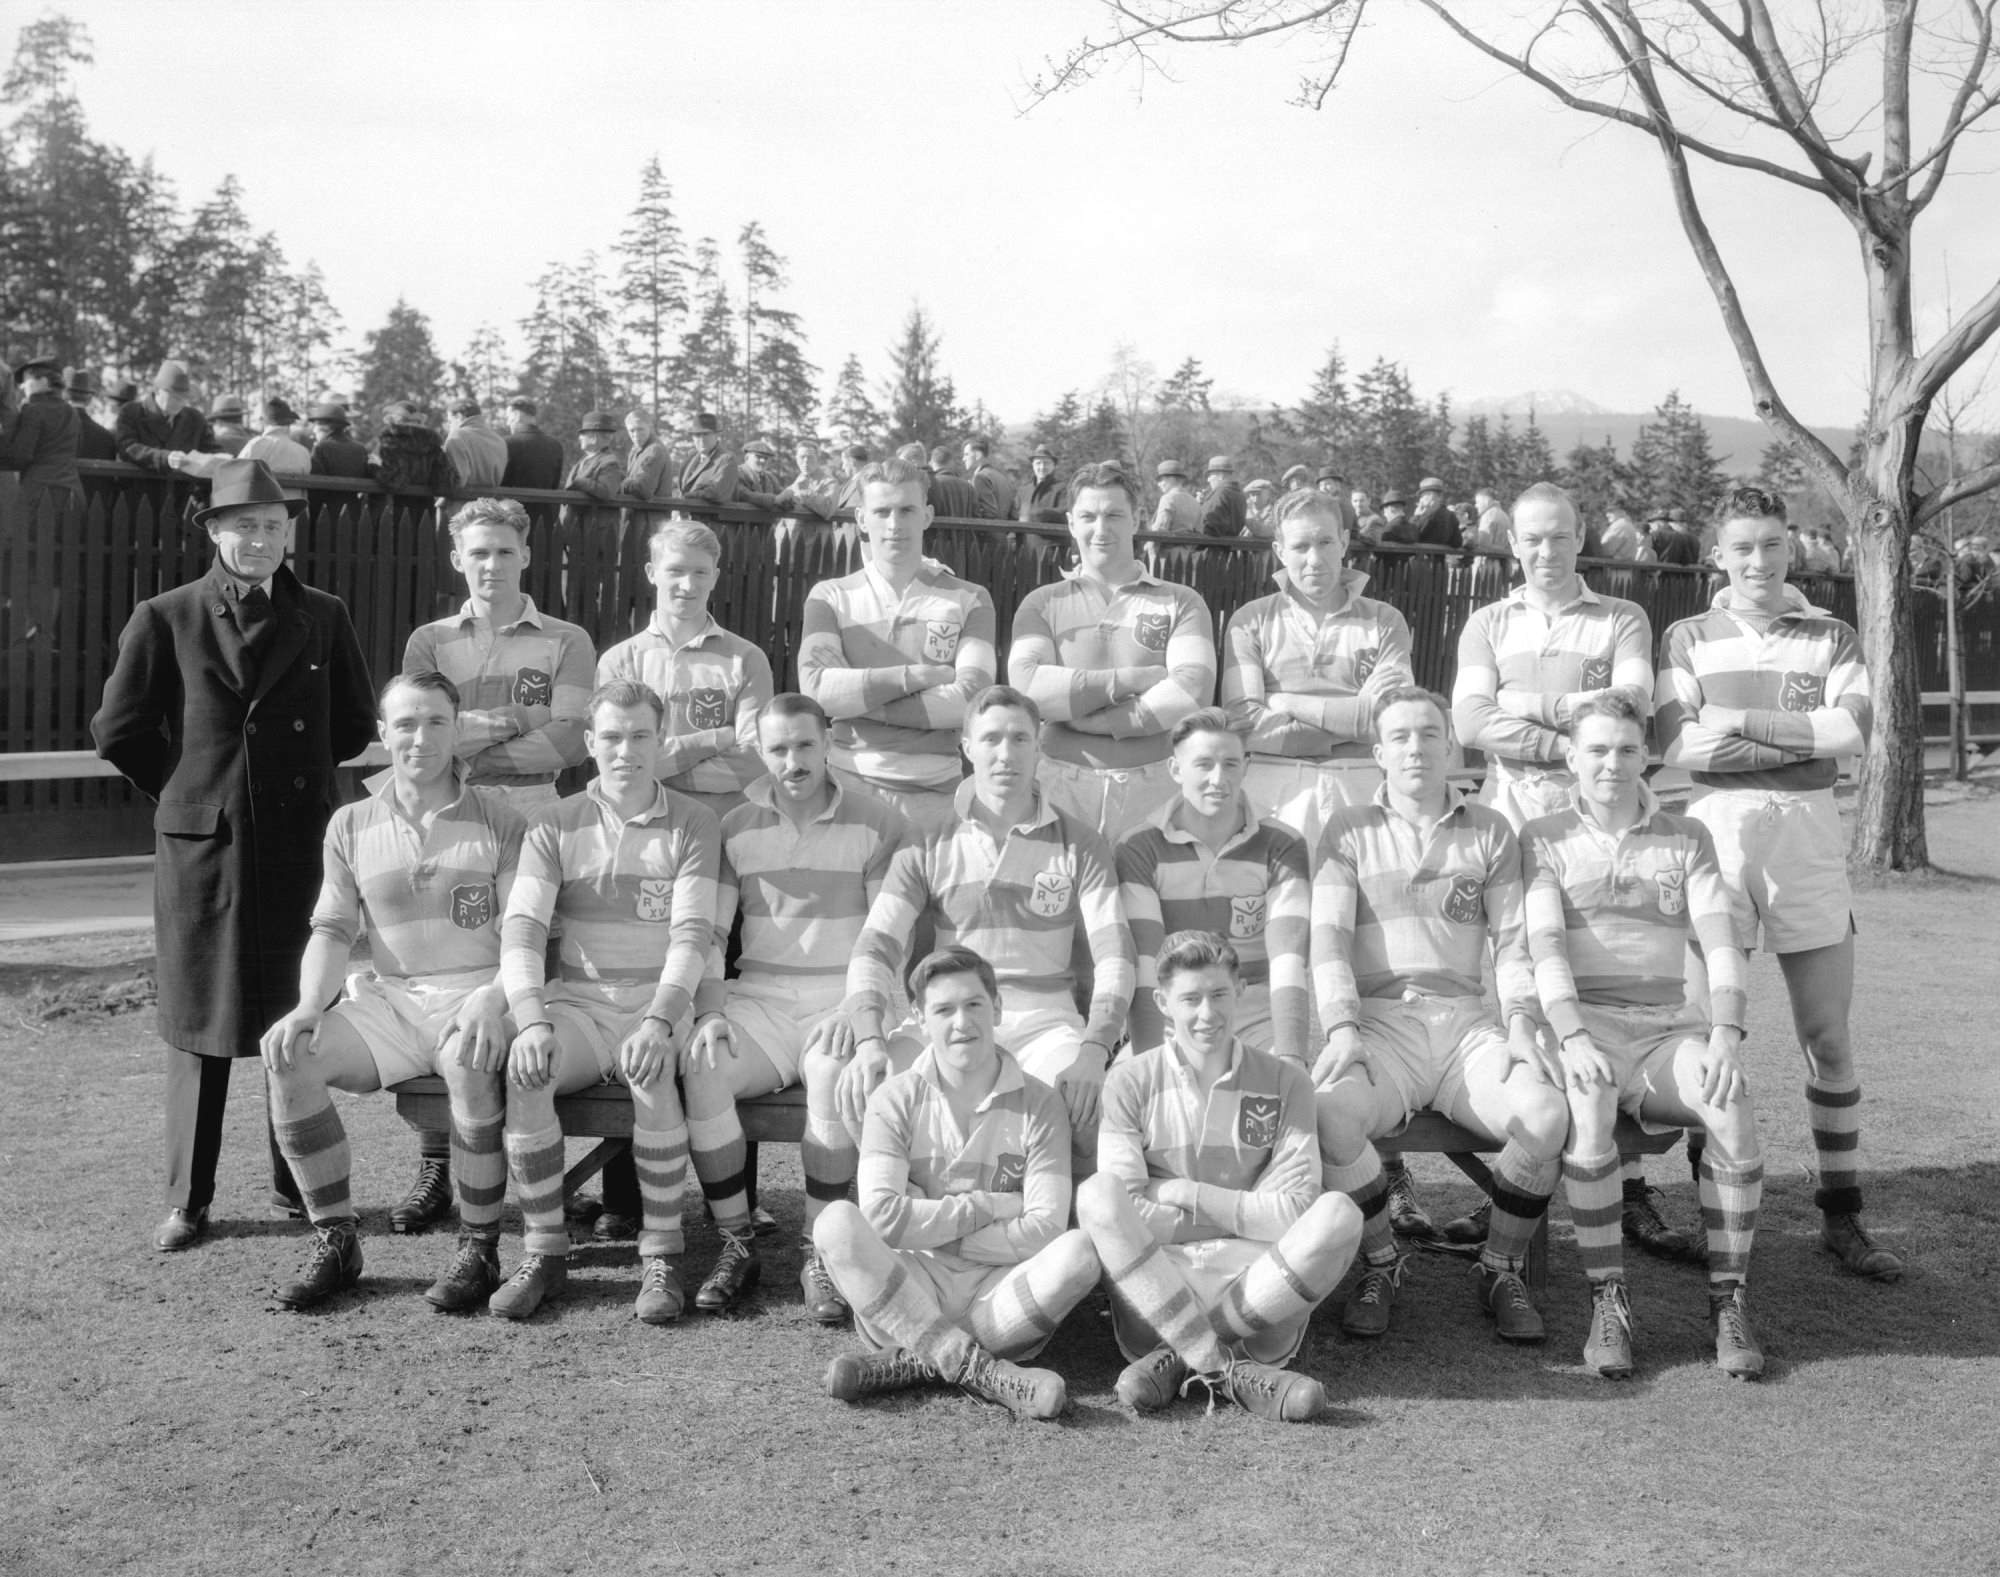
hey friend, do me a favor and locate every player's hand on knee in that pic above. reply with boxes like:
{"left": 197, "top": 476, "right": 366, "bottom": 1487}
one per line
{"left": 1699, "top": 1026, "right": 1748, "bottom": 1107}
{"left": 509, "top": 1022, "right": 560, "bottom": 1089}
{"left": 682, "top": 1013, "right": 733, "bottom": 1076}
{"left": 451, "top": 996, "right": 510, "bottom": 1073}
{"left": 1312, "top": 1023, "right": 1365, "bottom": 1089}
{"left": 804, "top": 1011, "right": 856, "bottom": 1064}
{"left": 621, "top": 1015, "right": 677, "bottom": 1088}
{"left": 1559, "top": 1032, "right": 1614, "bottom": 1091}
{"left": 1061, "top": 1042, "right": 1109, "bottom": 1129}
{"left": 836, "top": 1038, "right": 891, "bottom": 1129}
{"left": 260, "top": 1008, "right": 320, "bottom": 1072}
{"left": 1508, "top": 1014, "right": 1560, "bottom": 1085}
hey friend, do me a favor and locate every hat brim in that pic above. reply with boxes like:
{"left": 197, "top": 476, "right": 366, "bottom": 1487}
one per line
{"left": 193, "top": 494, "right": 308, "bottom": 528}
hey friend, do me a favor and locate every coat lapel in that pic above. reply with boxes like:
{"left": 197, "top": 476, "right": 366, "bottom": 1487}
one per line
{"left": 248, "top": 567, "right": 311, "bottom": 708}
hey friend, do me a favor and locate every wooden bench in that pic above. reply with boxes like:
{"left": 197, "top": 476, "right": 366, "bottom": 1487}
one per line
{"left": 389, "top": 1078, "right": 1683, "bottom": 1292}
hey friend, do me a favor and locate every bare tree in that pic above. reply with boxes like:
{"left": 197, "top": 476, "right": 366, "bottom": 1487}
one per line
{"left": 1033, "top": 1, "right": 2000, "bottom": 871}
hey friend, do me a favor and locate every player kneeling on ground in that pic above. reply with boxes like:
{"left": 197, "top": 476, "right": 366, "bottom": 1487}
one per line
{"left": 494, "top": 680, "right": 721, "bottom": 1323}
{"left": 814, "top": 947, "right": 1098, "bottom": 1419}
{"left": 1312, "top": 686, "right": 1568, "bottom": 1343}
{"left": 1528, "top": 693, "right": 1765, "bottom": 1378}
{"left": 261, "top": 673, "right": 524, "bottom": 1311}
{"left": 1078, "top": 932, "right": 1358, "bottom": 1422}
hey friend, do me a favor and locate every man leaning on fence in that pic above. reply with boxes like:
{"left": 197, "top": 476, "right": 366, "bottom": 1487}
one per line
{"left": 116, "top": 360, "right": 221, "bottom": 478}
{"left": 2, "top": 355, "right": 83, "bottom": 531}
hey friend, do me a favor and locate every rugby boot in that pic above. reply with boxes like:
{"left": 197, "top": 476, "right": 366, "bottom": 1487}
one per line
{"left": 1476, "top": 1261, "right": 1546, "bottom": 1343}
{"left": 798, "top": 1245, "right": 851, "bottom": 1326}
{"left": 275, "top": 1219, "right": 363, "bottom": 1310}
{"left": 593, "top": 1209, "right": 640, "bottom": 1242}
{"left": 1709, "top": 1283, "right": 1765, "bottom": 1379}
{"left": 1114, "top": 1346, "right": 1191, "bottom": 1411}
{"left": 1384, "top": 1160, "right": 1437, "bottom": 1240}
{"left": 957, "top": 1349, "right": 1067, "bottom": 1420}
{"left": 1582, "top": 1278, "right": 1635, "bottom": 1379}
{"left": 1441, "top": 1198, "right": 1491, "bottom": 1247}
{"left": 424, "top": 1232, "right": 502, "bottom": 1313}
{"left": 488, "top": 1252, "right": 568, "bottom": 1320}
{"left": 155, "top": 1207, "right": 209, "bottom": 1252}
{"left": 1622, "top": 1182, "right": 1698, "bottom": 1262}
{"left": 695, "top": 1228, "right": 762, "bottom": 1313}
{"left": 634, "top": 1256, "right": 686, "bottom": 1325}
{"left": 1205, "top": 1358, "right": 1326, "bottom": 1423}
{"left": 390, "top": 1156, "right": 452, "bottom": 1235}
{"left": 825, "top": 1347, "right": 940, "bottom": 1402}
{"left": 1820, "top": 1212, "right": 1903, "bottom": 1282}
{"left": 1340, "top": 1254, "right": 1405, "bottom": 1338}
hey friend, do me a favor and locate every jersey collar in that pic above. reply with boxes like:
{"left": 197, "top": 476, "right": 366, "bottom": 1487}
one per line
{"left": 953, "top": 777, "right": 1058, "bottom": 831}
{"left": 1504, "top": 579, "right": 1600, "bottom": 613}
{"left": 911, "top": 1045, "right": 1027, "bottom": 1111}
{"left": 1710, "top": 582, "right": 1823, "bottom": 619}
{"left": 586, "top": 777, "right": 677, "bottom": 825}
{"left": 1564, "top": 778, "right": 1664, "bottom": 834}
{"left": 1272, "top": 565, "right": 1369, "bottom": 616}
{"left": 1151, "top": 792, "right": 1260, "bottom": 852}
{"left": 644, "top": 609, "right": 723, "bottom": 646}
{"left": 1371, "top": 779, "right": 1474, "bottom": 824}
{"left": 742, "top": 773, "right": 845, "bottom": 823}
{"left": 456, "top": 594, "right": 545, "bottom": 633}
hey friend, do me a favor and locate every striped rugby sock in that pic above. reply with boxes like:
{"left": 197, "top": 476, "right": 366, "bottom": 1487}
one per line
{"left": 1210, "top": 1195, "right": 1355, "bottom": 1346}
{"left": 966, "top": 1229, "right": 1099, "bottom": 1360}
{"left": 1700, "top": 1152, "right": 1763, "bottom": 1285}
{"left": 451, "top": 1111, "right": 505, "bottom": 1233}
{"left": 1324, "top": 1147, "right": 1394, "bottom": 1263}
{"left": 505, "top": 1122, "right": 569, "bottom": 1259}
{"left": 1806, "top": 1075, "right": 1864, "bottom": 1214}
{"left": 633, "top": 1121, "right": 690, "bottom": 1261}
{"left": 275, "top": 1100, "right": 351, "bottom": 1226}
{"left": 815, "top": 1204, "right": 975, "bottom": 1378}
{"left": 802, "top": 1106, "right": 857, "bottom": 1230}
{"left": 1562, "top": 1148, "right": 1624, "bottom": 1283}
{"left": 686, "top": 1109, "right": 751, "bottom": 1233}
{"left": 1079, "top": 1178, "right": 1227, "bottom": 1375}
{"left": 1481, "top": 1139, "right": 1557, "bottom": 1272}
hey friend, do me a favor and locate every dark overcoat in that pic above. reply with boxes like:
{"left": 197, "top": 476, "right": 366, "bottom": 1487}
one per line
{"left": 91, "top": 562, "right": 375, "bottom": 1056}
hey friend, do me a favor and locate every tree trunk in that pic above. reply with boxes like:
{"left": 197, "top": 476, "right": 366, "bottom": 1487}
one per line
{"left": 1846, "top": 486, "right": 1930, "bottom": 871}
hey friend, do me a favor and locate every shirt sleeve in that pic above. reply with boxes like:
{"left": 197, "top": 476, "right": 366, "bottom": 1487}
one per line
{"left": 1128, "top": 590, "right": 1217, "bottom": 736}
{"left": 478, "top": 626, "right": 595, "bottom": 775}
{"left": 1310, "top": 825, "right": 1364, "bottom": 1031}
{"left": 1451, "top": 608, "right": 1562, "bottom": 763}
{"left": 1076, "top": 829, "right": 1135, "bottom": 1049}
{"left": 1222, "top": 607, "right": 1329, "bottom": 756}
{"left": 1522, "top": 831, "right": 1585, "bottom": 1039}
{"left": 1007, "top": 588, "right": 1124, "bottom": 719}
{"left": 1189, "top": 1063, "right": 1320, "bottom": 1242}
{"left": 1655, "top": 621, "right": 1807, "bottom": 772}
{"left": 499, "top": 818, "right": 562, "bottom": 1006}
{"left": 1264, "top": 835, "right": 1313, "bottom": 1066}
{"left": 652, "top": 808, "right": 720, "bottom": 1023}
{"left": 857, "top": 1080, "right": 990, "bottom": 1250}
{"left": 1483, "top": 819, "right": 1538, "bottom": 1022}
{"left": 1685, "top": 822, "right": 1748, "bottom": 1028}
{"left": 846, "top": 841, "right": 928, "bottom": 1018}
{"left": 1095, "top": 1061, "right": 1184, "bottom": 1243}
{"left": 1115, "top": 835, "right": 1167, "bottom": 1051}
{"left": 305, "top": 812, "right": 362, "bottom": 949}
{"left": 956, "top": 1079, "right": 1074, "bottom": 1265}
{"left": 797, "top": 587, "right": 912, "bottom": 719}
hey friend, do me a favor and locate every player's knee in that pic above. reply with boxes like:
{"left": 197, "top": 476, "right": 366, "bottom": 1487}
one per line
{"left": 1517, "top": 1084, "right": 1571, "bottom": 1157}
{"left": 801, "top": 1047, "right": 840, "bottom": 1099}
{"left": 1074, "top": 1171, "right": 1126, "bottom": 1237}
{"left": 1314, "top": 1094, "right": 1366, "bottom": 1164}
{"left": 1564, "top": 1087, "right": 1619, "bottom": 1156}
{"left": 813, "top": 1198, "right": 865, "bottom": 1258}
{"left": 628, "top": 1076, "right": 685, "bottom": 1126}
{"left": 1702, "top": 1099, "right": 1761, "bottom": 1166}
{"left": 506, "top": 1083, "right": 557, "bottom": 1131}
{"left": 1301, "top": 1191, "right": 1363, "bottom": 1259}
{"left": 439, "top": 1057, "right": 501, "bottom": 1107}
{"left": 1044, "top": 1227, "right": 1101, "bottom": 1292}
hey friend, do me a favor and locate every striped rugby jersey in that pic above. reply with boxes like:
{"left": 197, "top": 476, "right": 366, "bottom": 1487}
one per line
{"left": 697, "top": 777, "right": 911, "bottom": 1010}
{"left": 403, "top": 597, "right": 595, "bottom": 789}
{"left": 797, "top": 559, "right": 997, "bottom": 790}
{"left": 1008, "top": 567, "right": 1216, "bottom": 769}
{"left": 1656, "top": 585, "right": 1870, "bottom": 793}
{"left": 858, "top": 1048, "right": 1072, "bottom": 1267}
{"left": 499, "top": 780, "right": 719, "bottom": 1022}
{"left": 595, "top": 614, "right": 773, "bottom": 797}
{"left": 1222, "top": 569, "right": 1415, "bottom": 761}
{"left": 847, "top": 780, "right": 1135, "bottom": 1048}
{"left": 1311, "top": 786, "right": 1537, "bottom": 1029}
{"left": 308, "top": 773, "right": 525, "bottom": 978}
{"left": 1522, "top": 786, "right": 1747, "bottom": 1032}
{"left": 1115, "top": 795, "right": 1311, "bottom": 1060}
{"left": 1098, "top": 1038, "right": 1320, "bottom": 1245}
{"left": 1452, "top": 582, "right": 1653, "bottom": 778}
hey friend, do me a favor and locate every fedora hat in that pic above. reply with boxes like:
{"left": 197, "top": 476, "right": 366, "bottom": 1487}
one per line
{"left": 62, "top": 366, "right": 97, "bottom": 399}
{"left": 153, "top": 360, "right": 192, "bottom": 394}
{"left": 578, "top": 410, "right": 619, "bottom": 434}
{"left": 12, "top": 354, "right": 60, "bottom": 385}
{"left": 194, "top": 458, "right": 306, "bottom": 526}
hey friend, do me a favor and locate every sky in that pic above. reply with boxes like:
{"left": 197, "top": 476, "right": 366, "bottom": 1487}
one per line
{"left": 37, "top": 0, "right": 2000, "bottom": 428}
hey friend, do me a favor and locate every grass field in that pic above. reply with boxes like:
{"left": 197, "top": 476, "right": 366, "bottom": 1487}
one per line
{"left": 2, "top": 785, "right": 1996, "bottom": 1577}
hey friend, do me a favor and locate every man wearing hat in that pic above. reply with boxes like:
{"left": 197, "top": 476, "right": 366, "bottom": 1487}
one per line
{"left": 1244, "top": 478, "right": 1278, "bottom": 539}
{"left": 1652, "top": 506, "right": 1701, "bottom": 566}
{"left": 1199, "top": 455, "right": 1246, "bottom": 538}
{"left": 209, "top": 396, "right": 253, "bottom": 457}
{"left": 562, "top": 411, "right": 627, "bottom": 518}
{"left": 306, "top": 403, "right": 370, "bottom": 479}
{"left": 1016, "top": 445, "right": 1067, "bottom": 525}
{"left": 1412, "top": 476, "right": 1463, "bottom": 549}
{"left": 926, "top": 443, "right": 980, "bottom": 519}
{"left": 1377, "top": 487, "right": 1418, "bottom": 544}
{"left": 3, "top": 356, "right": 84, "bottom": 526}
{"left": 1150, "top": 458, "right": 1200, "bottom": 535}
{"left": 619, "top": 409, "right": 674, "bottom": 506}
{"left": 502, "top": 398, "right": 565, "bottom": 490}
{"left": 371, "top": 402, "right": 457, "bottom": 495}
{"left": 738, "top": 436, "right": 783, "bottom": 511}
{"left": 240, "top": 398, "right": 312, "bottom": 477}
{"left": 961, "top": 436, "right": 1014, "bottom": 521}
{"left": 92, "top": 458, "right": 376, "bottom": 1252}
{"left": 444, "top": 397, "right": 507, "bottom": 488}
{"left": 1316, "top": 467, "right": 1347, "bottom": 498}
{"left": 1281, "top": 463, "right": 1314, "bottom": 495}
{"left": 677, "top": 412, "right": 740, "bottom": 506}
{"left": 778, "top": 436, "right": 840, "bottom": 520}
{"left": 116, "top": 360, "right": 221, "bottom": 476}
{"left": 63, "top": 368, "right": 118, "bottom": 461}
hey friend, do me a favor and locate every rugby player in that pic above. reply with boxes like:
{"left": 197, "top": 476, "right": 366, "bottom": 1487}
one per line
{"left": 813, "top": 947, "right": 1098, "bottom": 1419}
{"left": 1077, "top": 931, "right": 1358, "bottom": 1422}
{"left": 260, "top": 672, "right": 523, "bottom": 1311}
{"left": 1525, "top": 691, "right": 1765, "bottom": 1378}
{"left": 1657, "top": 485, "right": 1902, "bottom": 1281}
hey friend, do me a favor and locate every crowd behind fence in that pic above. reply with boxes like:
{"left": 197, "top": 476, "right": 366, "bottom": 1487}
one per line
{"left": 3, "top": 462, "right": 1993, "bottom": 859}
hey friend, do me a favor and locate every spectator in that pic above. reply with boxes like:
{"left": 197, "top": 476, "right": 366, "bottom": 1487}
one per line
{"left": 1017, "top": 444, "right": 1067, "bottom": 524}
{"left": 677, "top": 410, "right": 740, "bottom": 505}
{"left": 834, "top": 443, "right": 870, "bottom": 512}
{"left": 239, "top": 398, "right": 312, "bottom": 477}
{"left": 961, "top": 435, "right": 1014, "bottom": 520}
{"left": 1785, "top": 522, "right": 1809, "bottom": 572}
{"left": 502, "top": 397, "right": 565, "bottom": 490}
{"left": 443, "top": 397, "right": 507, "bottom": 488}
{"left": 209, "top": 395, "right": 253, "bottom": 456}
{"left": 1199, "top": 454, "right": 1246, "bottom": 538}
{"left": 927, "top": 443, "right": 980, "bottom": 519}
{"left": 1244, "top": 478, "right": 1278, "bottom": 538}
{"left": 1281, "top": 463, "right": 1313, "bottom": 495}
{"left": 1377, "top": 486, "right": 1418, "bottom": 544}
{"left": 115, "top": 359, "right": 220, "bottom": 477}
{"left": 1651, "top": 505, "right": 1700, "bottom": 566}
{"left": 621, "top": 408, "right": 674, "bottom": 504}
{"left": 306, "top": 403, "right": 370, "bottom": 478}
{"left": 1350, "top": 486, "right": 1386, "bottom": 542}
{"left": 738, "top": 437, "right": 782, "bottom": 509}
{"left": 1151, "top": 458, "right": 1200, "bottom": 534}
{"left": 1474, "top": 486, "right": 1511, "bottom": 546}
{"left": 1317, "top": 467, "right": 1347, "bottom": 498}
{"left": 1599, "top": 501, "right": 1645, "bottom": 561}
{"left": 778, "top": 435, "right": 840, "bottom": 519}
{"left": 370, "top": 401, "right": 457, "bottom": 494}
{"left": 561, "top": 410, "right": 626, "bottom": 518}
{"left": 63, "top": 368, "right": 118, "bottom": 461}
{"left": 1411, "top": 475, "right": 1462, "bottom": 548}
{"left": 1803, "top": 525, "right": 1840, "bottom": 576}
{"left": 2, "top": 355, "right": 83, "bottom": 526}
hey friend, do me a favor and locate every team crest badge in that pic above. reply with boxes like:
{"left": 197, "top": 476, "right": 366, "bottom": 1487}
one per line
{"left": 1028, "top": 868, "right": 1074, "bottom": 918}
{"left": 448, "top": 882, "right": 493, "bottom": 931}
{"left": 1237, "top": 1094, "right": 1282, "bottom": 1149}
{"left": 687, "top": 687, "right": 727, "bottom": 729}
{"left": 1441, "top": 874, "right": 1485, "bottom": 925}
{"left": 1134, "top": 611, "right": 1172, "bottom": 652}
{"left": 922, "top": 619, "right": 962, "bottom": 662}
{"left": 992, "top": 1153, "right": 1027, "bottom": 1191}
{"left": 513, "top": 667, "right": 552, "bottom": 707}
{"left": 1580, "top": 656, "right": 1613, "bottom": 691}
{"left": 1354, "top": 646, "right": 1379, "bottom": 684}
{"left": 1228, "top": 895, "right": 1266, "bottom": 939}
{"left": 1655, "top": 868, "right": 1687, "bottom": 916}
{"left": 636, "top": 879, "right": 673, "bottom": 922}
{"left": 1780, "top": 672, "right": 1824, "bottom": 712}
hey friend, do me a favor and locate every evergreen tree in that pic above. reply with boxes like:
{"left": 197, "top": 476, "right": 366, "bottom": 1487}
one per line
{"left": 737, "top": 220, "right": 815, "bottom": 439}
{"left": 1291, "top": 344, "right": 1354, "bottom": 457}
{"left": 1031, "top": 391, "right": 1085, "bottom": 459}
{"left": 1157, "top": 355, "right": 1214, "bottom": 414}
{"left": 1514, "top": 408, "right": 1558, "bottom": 486}
{"left": 449, "top": 322, "right": 513, "bottom": 413}
{"left": 824, "top": 353, "right": 883, "bottom": 448}
{"left": 613, "top": 155, "right": 685, "bottom": 417}
{"left": 1459, "top": 415, "right": 1500, "bottom": 494}
{"left": 1353, "top": 357, "right": 1429, "bottom": 492}
{"left": 1558, "top": 435, "right": 1627, "bottom": 524}
{"left": 519, "top": 257, "right": 619, "bottom": 439}
{"left": 883, "top": 304, "right": 962, "bottom": 450}
{"left": 357, "top": 297, "right": 445, "bottom": 418}
{"left": 1075, "top": 395, "right": 1127, "bottom": 467}
{"left": 1756, "top": 439, "right": 1811, "bottom": 494}
{"left": 1629, "top": 390, "right": 1727, "bottom": 517}
{"left": 672, "top": 237, "right": 738, "bottom": 420}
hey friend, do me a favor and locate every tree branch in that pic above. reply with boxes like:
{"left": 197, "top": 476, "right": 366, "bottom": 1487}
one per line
{"left": 1916, "top": 455, "right": 2000, "bottom": 525}
{"left": 1907, "top": 0, "right": 1999, "bottom": 211}
{"left": 1905, "top": 274, "right": 2000, "bottom": 406}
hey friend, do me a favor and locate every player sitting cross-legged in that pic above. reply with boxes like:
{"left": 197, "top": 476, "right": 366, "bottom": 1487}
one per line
{"left": 260, "top": 672, "right": 524, "bottom": 1311}
{"left": 1077, "top": 931, "right": 1359, "bottom": 1422}
{"left": 1524, "top": 691, "right": 1766, "bottom": 1379}
{"left": 813, "top": 946, "right": 1100, "bottom": 1420}
{"left": 1312, "top": 686, "right": 1569, "bottom": 1344}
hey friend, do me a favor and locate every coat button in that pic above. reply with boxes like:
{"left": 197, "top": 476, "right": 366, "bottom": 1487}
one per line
{"left": 293, "top": 719, "right": 305, "bottom": 732}
{"left": 246, "top": 722, "right": 257, "bottom": 735}
{"left": 212, "top": 603, "right": 226, "bottom": 615}
{"left": 293, "top": 776, "right": 305, "bottom": 789}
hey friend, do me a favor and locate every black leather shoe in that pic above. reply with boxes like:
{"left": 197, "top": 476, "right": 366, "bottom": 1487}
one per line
{"left": 157, "top": 1207, "right": 209, "bottom": 1252}
{"left": 275, "top": 1219, "right": 364, "bottom": 1310}
{"left": 593, "top": 1210, "right": 640, "bottom": 1242}
{"left": 390, "top": 1157, "right": 452, "bottom": 1235}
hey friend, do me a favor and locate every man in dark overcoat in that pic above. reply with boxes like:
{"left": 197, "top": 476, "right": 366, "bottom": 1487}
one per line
{"left": 92, "top": 458, "right": 375, "bottom": 1251}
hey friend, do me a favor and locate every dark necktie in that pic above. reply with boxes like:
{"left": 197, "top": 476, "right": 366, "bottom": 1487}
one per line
{"left": 237, "top": 585, "right": 275, "bottom": 650}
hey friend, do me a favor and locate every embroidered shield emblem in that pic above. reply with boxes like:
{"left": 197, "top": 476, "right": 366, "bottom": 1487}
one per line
{"left": 448, "top": 882, "right": 493, "bottom": 931}
{"left": 991, "top": 1153, "right": 1027, "bottom": 1192}
{"left": 1580, "top": 656, "right": 1613, "bottom": 691}
{"left": 1655, "top": 867, "right": 1687, "bottom": 916}
{"left": 1134, "top": 611, "right": 1172, "bottom": 652}
{"left": 1780, "top": 671, "right": 1825, "bottom": 712}
{"left": 1028, "top": 868, "right": 1074, "bottom": 918}
{"left": 922, "top": 619, "right": 962, "bottom": 662}
{"left": 1228, "top": 894, "right": 1266, "bottom": 939}
{"left": 1237, "top": 1094, "right": 1282, "bottom": 1150}
{"left": 636, "top": 878, "right": 673, "bottom": 922}
{"left": 1354, "top": 646, "right": 1380, "bottom": 684}
{"left": 1441, "top": 874, "right": 1485, "bottom": 926}
{"left": 687, "top": 686, "right": 727, "bottom": 729}
{"left": 513, "top": 667, "right": 552, "bottom": 707}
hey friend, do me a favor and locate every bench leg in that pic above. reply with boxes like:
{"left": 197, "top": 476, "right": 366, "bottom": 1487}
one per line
{"left": 1527, "top": 1216, "right": 1547, "bottom": 1297}
{"left": 744, "top": 1140, "right": 759, "bottom": 1212}
{"left": 563, "top": 1137, "right": 630, "bottom": 1203}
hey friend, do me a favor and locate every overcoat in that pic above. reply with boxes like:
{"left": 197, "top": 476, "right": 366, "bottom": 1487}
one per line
{"left": 91, "top": 562, "right": 375, "bottom": 1056}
